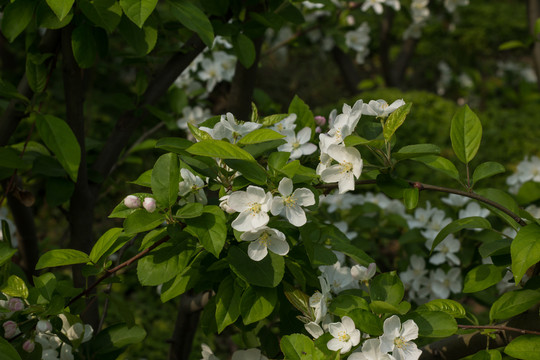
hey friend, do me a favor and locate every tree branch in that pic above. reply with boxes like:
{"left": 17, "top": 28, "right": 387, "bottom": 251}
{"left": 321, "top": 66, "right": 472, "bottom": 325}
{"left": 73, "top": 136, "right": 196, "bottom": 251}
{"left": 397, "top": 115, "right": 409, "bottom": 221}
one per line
{"left": 318, "top": 179, "right": 526, "bottom": 226}
{"left": 331, "top": 46, "right": 363, "bottom": 94}
{"left": 91, "top": 35, "right": 206, "bottom": 182}
{"left": 390, "top": 38, "right": 418, "bottom": 87}
{"left": 458, "top": 324, "right": 540, "bottom": 336}
{"left": 527, "top": 0, "right": 540, "bottom": 91}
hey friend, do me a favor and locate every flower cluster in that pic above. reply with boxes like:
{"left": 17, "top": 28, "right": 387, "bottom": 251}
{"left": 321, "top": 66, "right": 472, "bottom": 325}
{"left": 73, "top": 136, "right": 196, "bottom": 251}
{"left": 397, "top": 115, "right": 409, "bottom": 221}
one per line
{"left": 506, "top": 155, "right": 540, "bottom": 194}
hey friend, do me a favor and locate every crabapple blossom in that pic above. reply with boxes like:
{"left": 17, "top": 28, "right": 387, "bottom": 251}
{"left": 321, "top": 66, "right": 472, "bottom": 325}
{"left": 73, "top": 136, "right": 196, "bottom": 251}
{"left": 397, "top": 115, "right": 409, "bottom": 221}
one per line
{"left": 179, "top": 168, "right": 207, "bottom": 205}
{"left": 429, "top": 268, "right": 462, "bottom": 299}
{"left": 219, "top": 195, "right": 236, "bottom": 214}
{"left": 3, "top": 320, "right": 18, "bottom": 338}
{"left": 176, "top": 106, "right": 211, "bottom": 130}
{"left": 143, "top": 197, "right": 157, "bottom": 213}
{"left": 362, "top": 99, "right": 405, "bottom": 118}
{"left": 240, "top": 226, "right": 289, "bottom": 261}
{"left": 441, "top": 193, "right": 469, "bottom": 207}
{"left": 320, "top": 100, "right": 363, "bottom": 151}
{"left": 348, "top": 338, "right": 394, "bottom": 360}
{"left": 326, "top": 316, "right": 361, "bottom": 354}
{"left": 320, "top": 144, "right": 363, "bottom": 194}
{"left": 200, "top": 112, "right": 261, "bottom": 143}
{"left": 37, "top": 319, "right": 53, "bottom": 333}
{"left": 361, "top": 0, "right": 385, "bottom": 14}
{"left": 444, "top": 0, "right": 469, "bottom": 13}
{"left": 351, "top": 263, "right": 377, "bottom": 284}
{"left": 271, "top": 177, "right": 315, "bottom": 226}
{"left": 7, "top": 297, "right": 24, "bottom": 311}
{"left": 277, "top": 128, "right": 317, "bottom": 159}
{"left": 429, "top": 235, "right": 461, "bottom": 266}
{"left": 320, "top": 262, "right": 358, "bottom": 294}
{"left": 231, "top": 348, "right": 269, "bottom": 360}
{"left": 201, "top": 344, "right": 220, "bottom": 360}
{"left": 23, "top": 340, "right": 35, "bottom": 353}
{"left": 309, "top": 276, "right": 333, "bottom": 323}
{"left": 123, "top": 195, "right": 141, "bottom": 209}
{"left": 379, "top": 315, "right": 422, "bottom": 360}
{"left": 271, "top": 113, "right": 297, "bottom": 134}
{"left": 458, "top": 202, "right": 489, "bottom": 219}
{"left": 228, "top": 186, "right": 273, "bottom": 231}
{"left": 400, "top": 254, "right": 428, "bottom": 293}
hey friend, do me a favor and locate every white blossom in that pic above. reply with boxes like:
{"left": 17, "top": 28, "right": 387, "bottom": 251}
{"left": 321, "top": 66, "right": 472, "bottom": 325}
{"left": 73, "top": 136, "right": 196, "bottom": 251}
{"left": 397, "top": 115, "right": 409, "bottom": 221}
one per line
{"left": 309, "top": 276, "right": 333, "bottom": 323}
{"left": 228, "top": 186, "right": 273, "bottom": 232}
{"left": 202, "top": 112, "right": 262, "bottom": 143}
{"left": 271, "top": 178, "right": 315, "bottom": 226}
{"left": 320, "top": 262, "right": 358, "bottom": 294}
{"left": 361, "top": 0, "right": 385, "bottom": 14}
{"left": 271, "top": 114, "right": 297, "bottom": 134}
{"left": 201, "top": 344, "right": 220, "bottom": 360}
{"left": 176, "top": 106, "right": 211, "bottom": 130}
{"left": 400, "top": 254, "right": 428, "bottom": 293}
{"left": 348, "top": 338, "right": 394, "bottom": 360}
{"left": 379, "top": 315, "right": 422, "bottom": 360}
{"left": 429, "top": 235, "right": 461, "bottom": 266}
{"left": 351, "top": 263, "right": 376, "bottom": 284}
{"left": 240, "top": 226, "right": 289, "bottom": 261}
{"left": 320, "top": 145, "right": 363, "bottom": 194}
{"left": 231, "top": 348, "right": 269, "bottom": 360}
{"left": 179, "top": 168, "right": 207, "bottom": 205}
{"left": 327, "top": 316, "right": 361, "bottom": 354}
{"left": 362, "top": 99, "right": 405, "bottom": 118}
{"left": 278, "top": 128, "right": 317, "bottom": 159}
{"left": 444, "top": 0, "right": 469, "bottom": 13}
{"left": 428, "top": 268, "right": 462, "bottom": 299}
{"left": 441, "top": 193, "right": 469, "bottom": 207}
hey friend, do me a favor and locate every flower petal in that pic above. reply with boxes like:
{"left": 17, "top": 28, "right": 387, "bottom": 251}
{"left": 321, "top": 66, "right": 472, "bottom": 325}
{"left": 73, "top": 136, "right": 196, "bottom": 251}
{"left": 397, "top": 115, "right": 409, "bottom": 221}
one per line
{"left": 278, "top": 178, "right": 293, "bottom": 196}
{"left": 294, "top": 188, "right": 315, "bottom": 206}
{"left": 248, "top": 240, "right": 268, "bottom": 261}
{"left": 267, "top": 238, "right": 290, "bottom": 256}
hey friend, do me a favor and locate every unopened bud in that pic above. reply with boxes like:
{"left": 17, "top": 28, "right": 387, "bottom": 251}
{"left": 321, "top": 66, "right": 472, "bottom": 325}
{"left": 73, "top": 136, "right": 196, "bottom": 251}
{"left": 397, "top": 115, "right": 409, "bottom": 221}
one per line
{"left": 36, "top": 320, "right": 52, "bottom": 333}
{"left": 3, "top": 320, "right": 18, "bottom": 339}
{"left": 124, "top": 195, "right": 141, "bottom": 209}
{"left": 314, "top": 116, "right": 326, "bottom": 126}
{"left": 143, "top": 197, "right": 157, "bottom": 213}
{"left": 315, "top": 126, "right": 322, "bottom": 133}
{"left": 7, "top": 298, "right": 24, "bottom": 312}
{"left": 22, "top": 340, "right": 35, "bottom": 353}
{"left": 219, "top": 195, "right": 236, "bottom": 214}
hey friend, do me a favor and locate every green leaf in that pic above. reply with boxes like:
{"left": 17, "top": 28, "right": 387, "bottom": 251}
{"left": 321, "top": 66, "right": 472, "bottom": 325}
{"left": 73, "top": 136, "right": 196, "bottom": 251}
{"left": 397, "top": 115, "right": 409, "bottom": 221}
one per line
{"left": 1, "top": 0, "right": 36, "bottom": 42}
{"left": 499, "top": 40, "right": 525, "bottom": 50}
{"left": 406, "top": 311, "right": 458, "bottom": 338}
{"left": 224, "top": 159, "right": 267, "bottom": 185}
{"left": 167, "top": 0, "right": 214, "bottom": 47}
{"left": 79, "top": 0, "right": 122, "bottom": 33}
{"left": 26, "top": 54, "right": 49, "bottom": 93}
{"left": 472, "top": 162, "right": 505, "bottom": 184}
{"left": 393, "top": 144, "right": 441, "bottom": 160}
{"left": 123, "top": 209, "right": 164, "bottom": 235}
{"left": 469, "top": 350, "right": 502, "bottom": 360}
{"left": 412, "top": 156, "right": 460, "bottom": 181}
{"left": 36, "top": 114, "right": 81, "bottom": 182}
{"left": 186, "top": 139, "right": 255, "bottom": 160}
{"left": 261, "top": 114, "right": 289, "bottom": 127}
{"left": 155, "top": 137, "right": 193, "bottom": 154}
{"left": 0, "top": 337, "right": 22, "bottom": 360}
{"left": 36, "top": 249, "right": 90, "bottom": 270}
{"left": 238, "top": 129, "right": 285, "bottom": 145}
{"left": 505, "top": 335, "right": 540, "bottom": 360}
{"left": 137, "top": 233, "right": 195, "bottom": 286}
{"left": 175, "top": 203, "right": 204, "bottom": 219}
{"left": 348, "top": 309, "right": 383, "bottom": 336}
{"left": 72, "top": 24, "right": 97, "bottom": 68}
{"left": 120, "top": 0, "right": 157, "bottom": 27}
{"left": 233, "top": 33, "right": 256, "bottom": 68}
{"left": 228, "top": 245, "right": 285, "bottom": 288}
{"left": 376, "top": 173, "right": 410, "bottom": 199}
{"left": 288, "top": 96, "right": 314, "bottom": 130}
{"left": 160, "top": 255, "right": 201, "bottom": 302}
{"left": 151, "top": 153, "right": 180, "bottom": 208}
{"left": 370, "top": 273, "right": 404, "bottom": 306}
{"left": 403, "top": 188, "right": 419, "bottom": 210}
{"left": 0, "top": 242, "right": 16, "bottom": 267}
{"left": 343, "top": 135, "right": 385, "bottom": 148}
{"left": 431, "top": 216, "right": 492, "bottom": 252}
{"left": 511, "top": 224, "right": 540, "bottom": 284}
{"left": 369, "top": 300, "right": 400, "bottom": 315}
{"left": 46, "top": 177, "right": 75, "bottom": 207}
{"left": 46, "top": 0, "right": 74, "bottom": 21}
{"left": 1, "top": 275, "right": 29, "bottom": 299}
{"left": 517, "top": 181, "right": 540, "bottom": 205}
{"left": 215, "top": 275, "right": 243, "bottom": 333}
{"left": 328, "top": 295, "right": 369, "bottom": 317}
{"left": 420, "top": 299, "right": 466, "bottom": 318}
{"left": 37, "top": 2, "right": 73, "bottom": 29}
{"left": 33, "top": 272, "right": 57, "bottom": 301}
{"left": 383, "top": 103, "right": 412, "bottom": 141}
{"left": 535, "top": 18, "right": 540, "bottom": 37}
{"left": 463, "top": 264, "right": 505, "bottom": 293}
{"left": 240, "top": 286, "right": 277, "bottom": 325}
{"left": 185, "top": 212, "right": 226, "bottom": 258}
{"left": 89, "top": 228, "right": 123, "bottom": 263}
{"left": 91, "top": 323, "right": 146, "bottom": 354}
{"left": 0, "top": 79, "right": 29, "bottom": 103}
{"left": 490, "top": 289, "right": 540, "bottom": 321}
{"left": 118, "top": 14, "right": 157, "bottom": 56}
{"left": 280, "top": 334, "right": 324, "bottom": 360}
{"left": 450, "top": 105, "right": 482, "bottom": 164}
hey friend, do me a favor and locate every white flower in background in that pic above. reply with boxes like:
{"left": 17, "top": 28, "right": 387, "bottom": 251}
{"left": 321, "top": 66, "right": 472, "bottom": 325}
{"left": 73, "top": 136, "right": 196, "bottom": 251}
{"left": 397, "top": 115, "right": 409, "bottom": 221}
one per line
{"left": 327, "top": 316, "right": 361, "bottom": 354}
{"left": 302, "top": 1, "right": 325, "bottom": 9}
{"left": 502, "top": 227, "right": 517, "bottom": 239}
{"left": 328, "top": 108, "right": 338, "bottom": 128}
{"left": 199, "top": 58, "right": 224, "bottom": 92}
{"left": 42, "top": 349, "right": 59, "bottom": 360}
{"left": 204, "top": 112, "right": 262, "bottom": 143}
{"left": 403, "top": 21, "right": 425, "bottom": 40}
{"left": 458, "top": 202, "right": 489, "bottom": 220}
{"left": 385, "top": 0, "right": 401, "bottom": 11}
{"left": 400, "top": 254, "right": 428, "bottom": 293}
{"left": 348, "top": 338, "right": 394, "bottom": 360}
{"left": 441, "top": 193, "right": 469, "bottom": 207}
{"left": 429, "top": 268, "right": 462, "bottom": 299}
{"left": 176, "top": 106, "right": 211, "bottom": 130}
{"left": 231, "top": 348, "right": 269, "bottom": 360}
{"left": 213, "top": 51, "right": 236, "bottom": 81}
{"left": 271, "top": 113, "right": 297, "bottom": 134}
{"left": 458, "top": 73, "right": 474, "bottom": 89}
{"left": 361, "top": 0, "right": 385, "bottom": 14}
{"left": 271, "top": 178, "right": 315, "bottom": 226}
{"left": 497, "top": 270, "right": 517, "bottom": 294}
{"left": 320, "top": 145, "right": 363, "bottom": 194}
{"left": 278, "top": 128, "right": 317, "bottom": 159}
{"left": 36, "top": 320, "right": 53, "bottom": 333}
{"left": 228, "top": 186, "right": 273, "bottom": 231}
{"left": 362, "top": 99, "right": 405, "bottom": 118}
{"left": 179, "top": 168, "right": 207, "bottom": 205}
{"left": 345, "top": 23, "right": 370, "bottom": 59}
{"left": 320, "top": 262, "right": 357, "bottom": 294}
{"left": 351, "top": 263, "right": 376, "bottom": 284}
{"left": 421, "top": 209, "right": 452, "bottom": 247}
{"left": 60, "top": 344, "right": 74, "bottom": 360}
{"left": 240, "top": 226, "right": 289, "bottom": 261}
{"left": 410, "top": 0, "right": 430, "bottom": 23}
{"left": 334, "top": 221, "right": 358, "bottom": 240}
{"left": 407, "top": 201, "right": 436, "bottom": 229}
{"left": 321, "top": 194, "right": 356, "bottom": 213}
{"left": 437, "top": 61, "right": 452, "bottom": 96}
{"left": 379, "top": 315, "right": 422, "bottom": 360}
{"left": 201, "top": 344, "right": 220, "bottom": 360}
{"left": 444, "top": 0, "right": 469, "bottom": 13}
{"left": 309, "top": 276, "right": 333, "bottom": 323}
{"left": 316, "top": 150, "right": 332, "bottom": 176}
{"left": 212, "top": 36, "right": 233, "bottom": 49}
{"left": 429, "top": 235, "right": 461, "bottom": 266}
{"left": 0, "top": 208, "right": 16, "bottom": 246}
{"left": 525, "top": 204, "right": 540, "bottom": 218}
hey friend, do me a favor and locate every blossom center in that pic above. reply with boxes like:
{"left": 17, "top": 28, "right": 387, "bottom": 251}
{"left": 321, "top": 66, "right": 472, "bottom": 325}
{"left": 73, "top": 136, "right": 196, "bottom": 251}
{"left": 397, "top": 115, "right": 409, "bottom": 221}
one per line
{"left": 250, "top": 202, "right": 262, "bottom": 214}
{"left": 340, "top": 161, "right": 353, "bottom": 173}
{"left": 284, "top": 195, "right": 297, "bottom": 207}
{"left": 338, "top": 331, "right": 350, "bottom": 342}
{"left": 259, "top": 231, "right": 271, "bottom": 247}
{"left": 292, "top": 141, "right": 300, "bottom": 149}
{"left": 394, "top": 336, "right": 405, "bottom": 348}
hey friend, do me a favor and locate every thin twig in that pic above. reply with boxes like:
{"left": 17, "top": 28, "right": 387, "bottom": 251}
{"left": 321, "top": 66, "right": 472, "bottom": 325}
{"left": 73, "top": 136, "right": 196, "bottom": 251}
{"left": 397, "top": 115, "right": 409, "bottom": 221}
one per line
{"left": 458, "top": 324, "right": 540, "bottom": 336}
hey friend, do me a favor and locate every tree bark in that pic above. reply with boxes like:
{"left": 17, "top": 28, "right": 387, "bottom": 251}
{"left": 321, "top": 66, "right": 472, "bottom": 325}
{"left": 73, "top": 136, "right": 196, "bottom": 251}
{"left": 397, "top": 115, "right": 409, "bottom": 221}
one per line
{"left": 331, "top": 47, "right": 363, "bottom": 94}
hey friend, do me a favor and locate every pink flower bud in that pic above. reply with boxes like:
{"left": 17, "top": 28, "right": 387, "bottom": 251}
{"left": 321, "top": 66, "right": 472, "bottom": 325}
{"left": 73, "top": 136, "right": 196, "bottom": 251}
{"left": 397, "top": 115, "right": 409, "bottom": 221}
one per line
{"left": 124, "top": 195, "right": 141, "bottom": 209}
{"left": 314, "top": 116, "right": 326, "bottom": 126}
{"left": 315, "top": 126, "right": 322, "bottom": 133}
{"left": 3, "top": 320, "right": 18, "bottom": 339}
{"left": 143, "top": 197, "right": 157, "bottom": 213}
{"left": 7, "top": 298, "right": 24, "bottom": 312}
{"left": 36, "top": 320, "right": 52, "bottom": 333}
{"left": 22, "top": 340, "right": 35, "bottom": 353}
